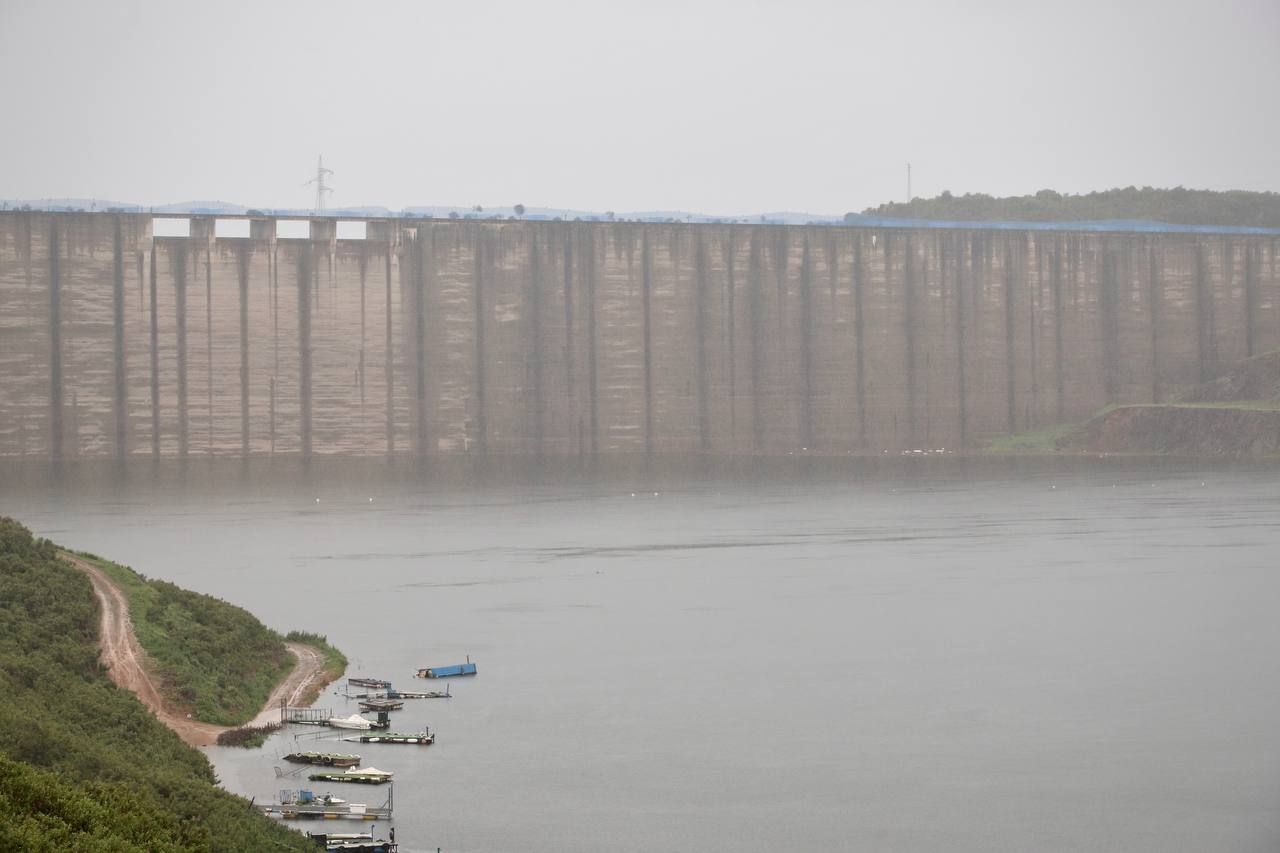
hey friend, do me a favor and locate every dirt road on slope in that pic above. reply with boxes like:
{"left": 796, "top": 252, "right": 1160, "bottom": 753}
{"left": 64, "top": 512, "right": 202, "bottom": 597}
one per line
{"left": 63, "top": 553, "right": 329, "bottom": 748}
{"left": 247, "top": 642, "right": 325, "bottom": 729}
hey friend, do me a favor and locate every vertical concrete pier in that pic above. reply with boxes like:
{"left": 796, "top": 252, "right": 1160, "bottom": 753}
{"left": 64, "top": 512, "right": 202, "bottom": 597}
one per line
{"left": 1, "top": 212, "right": 1278, "bottom": 459}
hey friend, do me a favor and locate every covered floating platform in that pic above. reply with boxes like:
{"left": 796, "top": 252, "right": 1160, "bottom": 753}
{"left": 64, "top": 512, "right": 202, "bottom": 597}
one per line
{"left": 308, "top": 767, "right": 394, "bottom": 785}
{"left": 416, "top": 662, "right": 477, "bottom": 679}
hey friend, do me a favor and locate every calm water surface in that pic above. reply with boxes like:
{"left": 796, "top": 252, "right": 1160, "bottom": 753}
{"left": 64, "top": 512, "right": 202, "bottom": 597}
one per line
{"left": 3, "top": 459, "right": 1279, "bottom": 852}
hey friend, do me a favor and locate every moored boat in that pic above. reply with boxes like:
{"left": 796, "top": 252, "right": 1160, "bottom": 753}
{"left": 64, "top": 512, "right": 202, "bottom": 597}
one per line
{"left": 327, "top": 713, "right": 390, "bottom": 731}
{"left": 327, "top": 714, "right": 375, "bottom": 730}
{"left": 347, "top": 677, "right": 392, "bottom": 689}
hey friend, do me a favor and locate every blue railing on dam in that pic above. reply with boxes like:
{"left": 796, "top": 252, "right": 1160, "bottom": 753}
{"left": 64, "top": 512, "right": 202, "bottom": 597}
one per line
{"left": 7, "top": 203, "right": 1279, "bottom": 234}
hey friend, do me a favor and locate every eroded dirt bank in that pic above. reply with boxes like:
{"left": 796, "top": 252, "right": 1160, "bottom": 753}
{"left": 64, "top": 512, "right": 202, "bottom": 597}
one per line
{"left": 64, "top": 553, "right": 326, "bottom": 747}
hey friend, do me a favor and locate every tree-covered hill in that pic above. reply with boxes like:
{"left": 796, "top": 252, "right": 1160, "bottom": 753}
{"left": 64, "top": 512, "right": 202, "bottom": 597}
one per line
{"left": 0, "top": 518, "right": 313, "bottom": 851}
{"left": 854, "top": 187, "right": 1280, "bottom": 228}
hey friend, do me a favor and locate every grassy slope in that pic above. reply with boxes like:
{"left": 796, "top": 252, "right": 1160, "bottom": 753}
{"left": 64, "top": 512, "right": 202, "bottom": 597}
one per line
{"left": 76, "top": 553, "right": 294, "bottom": 726}
{"left": 984, "top": 422, "right": 1079, "bottom": 453}
{"left": 0, "top": 518, "right": 312, "bottom": 852}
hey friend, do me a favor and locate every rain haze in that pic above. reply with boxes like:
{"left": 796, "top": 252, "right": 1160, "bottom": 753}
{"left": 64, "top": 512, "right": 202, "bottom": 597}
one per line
{"left": 2, "top": 3, "right": 1280, "bottom": 853}
{"left": 1, "top": 0, "right": 1278, "bottom": 213}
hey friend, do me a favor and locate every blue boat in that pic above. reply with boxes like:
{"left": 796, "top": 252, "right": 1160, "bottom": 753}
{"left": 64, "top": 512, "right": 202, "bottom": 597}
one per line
{"left": 415, "top": 661, "right": 477, "bottom": 679}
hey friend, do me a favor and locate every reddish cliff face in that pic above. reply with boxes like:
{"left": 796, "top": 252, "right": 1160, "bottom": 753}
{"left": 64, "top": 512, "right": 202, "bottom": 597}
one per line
{"left": 1, "top": 212, "right": 1279, "bottom": 459}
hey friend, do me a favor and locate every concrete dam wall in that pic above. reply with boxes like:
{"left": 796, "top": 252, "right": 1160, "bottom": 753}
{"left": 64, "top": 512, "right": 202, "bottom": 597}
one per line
{"left": 1, "top": 212, "right": 1278, "bottom": 460}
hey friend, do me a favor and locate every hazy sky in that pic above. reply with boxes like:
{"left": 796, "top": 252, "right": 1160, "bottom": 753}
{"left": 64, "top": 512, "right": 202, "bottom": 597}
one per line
{"left": 2, "top": 0, "right": 1277, "bottom": 214}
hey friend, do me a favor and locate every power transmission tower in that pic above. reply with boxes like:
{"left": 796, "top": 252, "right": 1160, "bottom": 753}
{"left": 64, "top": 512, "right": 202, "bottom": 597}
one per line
{"left": 305, "top": 156, "right": 334, "bottom": 212}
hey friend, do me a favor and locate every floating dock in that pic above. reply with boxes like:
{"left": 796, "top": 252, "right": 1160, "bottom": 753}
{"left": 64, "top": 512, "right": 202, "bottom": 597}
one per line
{"left": 306, "top": 833, "right": 399, "bottom": 853}
{"left": 312, "top": 838, "right": 398, "bottom": 853}
{"left": 347, "top": 677, "right": 392, "bottom": 689}
{"left": 416, "top": 662, "right": 477, "bottom": 679}
{"left": 259, "top": 787, "right": 394, "bottom": 821}
{"left": 350, "top": 686, "right": 450, "bottom": 700}
{"left": 393, "top": 685, "right": 449, "bottom": 699}
{"left": 283, "top": 752, "right": 361, "bottom": 767}
{"left": 357, "top": 698, "right": 404, "bottom": 712}
{"left": 345, "top": 731, "right": 435, "bottom": 745}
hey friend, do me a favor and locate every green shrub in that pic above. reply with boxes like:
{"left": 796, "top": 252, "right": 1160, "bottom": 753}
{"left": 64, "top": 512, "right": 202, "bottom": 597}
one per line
{"left": 0, "top": 518, "right": 313, "bottom": 851}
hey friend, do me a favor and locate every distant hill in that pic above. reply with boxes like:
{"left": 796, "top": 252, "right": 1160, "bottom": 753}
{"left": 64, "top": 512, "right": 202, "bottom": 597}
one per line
{"left": 2, "top": 199, "right": 842, "bottom": 225}
{"left": 856, "top": 187, "right": 1280, "bottom": 228}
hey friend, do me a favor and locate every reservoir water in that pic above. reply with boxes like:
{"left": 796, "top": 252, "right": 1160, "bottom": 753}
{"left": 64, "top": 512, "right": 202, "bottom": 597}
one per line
{"left": 3, "top": 458, "right": 1279, "bottom": 852}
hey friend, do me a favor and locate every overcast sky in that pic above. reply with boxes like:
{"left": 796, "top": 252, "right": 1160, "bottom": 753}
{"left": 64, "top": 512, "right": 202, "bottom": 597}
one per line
{"left": 2, "top": 0, "right": 1277, "bottom": 215}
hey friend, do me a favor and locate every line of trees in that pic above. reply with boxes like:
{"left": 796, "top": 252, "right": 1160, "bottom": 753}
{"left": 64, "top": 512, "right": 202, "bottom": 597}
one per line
{"left": 854, "top": 187, "right": 1280, "bottom": 228}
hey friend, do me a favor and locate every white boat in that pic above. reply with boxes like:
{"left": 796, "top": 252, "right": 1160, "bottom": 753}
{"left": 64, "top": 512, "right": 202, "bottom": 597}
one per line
{"left": 327, "top": 714, "right": 374, "bottom": 730}
{"left": 349, "top": 766, "right": 392, "bottom": 779}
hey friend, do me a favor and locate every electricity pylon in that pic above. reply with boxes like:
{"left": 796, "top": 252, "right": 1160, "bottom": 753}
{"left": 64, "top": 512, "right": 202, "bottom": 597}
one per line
{"left": 305, "top": 156, "right": 334, "bottom": 212}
